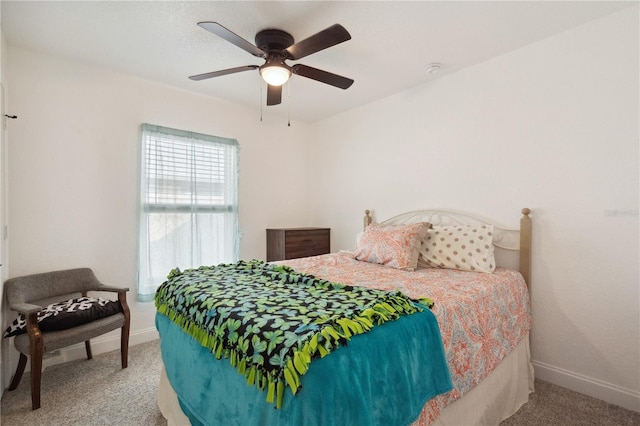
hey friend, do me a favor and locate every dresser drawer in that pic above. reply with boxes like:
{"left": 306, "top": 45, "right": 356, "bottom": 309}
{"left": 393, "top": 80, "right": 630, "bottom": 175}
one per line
{"left": 266, "top": 228, "right": 330, "bottom": 261}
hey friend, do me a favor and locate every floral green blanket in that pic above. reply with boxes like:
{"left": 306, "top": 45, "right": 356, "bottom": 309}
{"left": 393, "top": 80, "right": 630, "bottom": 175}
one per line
{"left": 154, "top": 260, "right": 431, "bottom": 408}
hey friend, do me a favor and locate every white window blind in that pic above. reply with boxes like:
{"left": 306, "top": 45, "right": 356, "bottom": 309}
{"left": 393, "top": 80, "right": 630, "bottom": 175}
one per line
{"left": 138, "top": 124, "right": 239, "bottom": 301}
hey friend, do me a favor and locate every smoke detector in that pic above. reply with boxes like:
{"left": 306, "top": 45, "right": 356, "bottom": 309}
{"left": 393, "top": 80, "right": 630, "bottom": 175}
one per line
{"left": 425, "top": 63, "right": 441, "bottom": 75}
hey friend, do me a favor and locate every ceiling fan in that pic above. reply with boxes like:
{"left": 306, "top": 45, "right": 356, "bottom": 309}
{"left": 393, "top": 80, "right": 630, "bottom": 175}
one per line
{"left": 189, "top": 22, "right": 354, "bottom": 106}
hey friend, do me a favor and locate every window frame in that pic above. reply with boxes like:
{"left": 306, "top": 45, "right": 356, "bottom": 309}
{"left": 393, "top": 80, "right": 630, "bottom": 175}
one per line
{"left": 137, "top": 123, "right": 239, "bottom": 301}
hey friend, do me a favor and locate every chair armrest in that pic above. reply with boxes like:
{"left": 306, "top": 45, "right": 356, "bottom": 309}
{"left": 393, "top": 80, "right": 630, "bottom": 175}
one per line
{"left": 95, "top": 286, "right": 130, "bottom": 320}
{"left": 10, "top": 302, "right": 43, "bottom": 315}
{"left": 96, "top": 285, "right": 130, "bottom": 293}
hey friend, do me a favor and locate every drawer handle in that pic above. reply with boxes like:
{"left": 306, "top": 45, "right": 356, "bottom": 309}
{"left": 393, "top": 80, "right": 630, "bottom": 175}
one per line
{"left": 302, "top": 239, "right": 313, "bottom": 243}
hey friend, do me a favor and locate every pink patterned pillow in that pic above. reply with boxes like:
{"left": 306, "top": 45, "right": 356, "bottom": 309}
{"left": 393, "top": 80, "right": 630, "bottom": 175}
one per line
{"left": 354, "top": 222, "right": 431, "bottom": 270}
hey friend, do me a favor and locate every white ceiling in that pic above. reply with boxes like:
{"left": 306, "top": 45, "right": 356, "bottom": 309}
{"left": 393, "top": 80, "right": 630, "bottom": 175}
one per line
{"left": 1, "top": 1, "right": 633, "bottom": 123}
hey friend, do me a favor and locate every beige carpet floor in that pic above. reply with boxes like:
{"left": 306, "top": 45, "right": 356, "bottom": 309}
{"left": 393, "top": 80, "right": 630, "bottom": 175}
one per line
{"left": 1, "top": 340, "right": 166, "bottom": 425}
{"left": 1, "top": 339, "right": 638, "bottom": 425}
{"left": 501, "top": 379, "right": 639, "bottom": 426}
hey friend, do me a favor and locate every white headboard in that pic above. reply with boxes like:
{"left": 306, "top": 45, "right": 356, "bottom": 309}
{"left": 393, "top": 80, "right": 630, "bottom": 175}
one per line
{"left": 364, "top": 208, "right": 532, "bottom": 288}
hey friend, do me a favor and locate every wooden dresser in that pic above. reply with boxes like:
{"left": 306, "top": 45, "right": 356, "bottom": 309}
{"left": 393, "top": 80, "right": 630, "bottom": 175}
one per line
{"left": 266, "top": 228, "right": 330, "bottom": 261}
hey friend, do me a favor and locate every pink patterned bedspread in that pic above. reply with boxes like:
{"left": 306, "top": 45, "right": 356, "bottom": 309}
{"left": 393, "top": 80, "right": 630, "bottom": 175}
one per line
{"left": 280, "top": 252, "right": 532, "bottom": 424}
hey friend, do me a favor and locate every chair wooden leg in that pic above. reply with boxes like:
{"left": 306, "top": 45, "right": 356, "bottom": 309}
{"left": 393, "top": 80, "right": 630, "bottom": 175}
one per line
{"left": 121, "top": 325, "right": 129, "bottom": 369}
{"left": 30, "top": 344, "right": 43, "bottom": 410}
{"left": 24, "top": 311, "right": 44, "bottom": 410}
{"left": 119, "top": 290, "right": 131, "bottom": 369}
{"left": 8, "top": 353, "right": 27, "bottom": 391}
{"left": 85, "top": 340, "right": 93, "bottom": 360}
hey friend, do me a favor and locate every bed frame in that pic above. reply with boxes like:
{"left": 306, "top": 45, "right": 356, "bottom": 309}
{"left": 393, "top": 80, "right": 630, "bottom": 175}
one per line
{"left": 364, "top": 208, "right": 532, "bottom": 287}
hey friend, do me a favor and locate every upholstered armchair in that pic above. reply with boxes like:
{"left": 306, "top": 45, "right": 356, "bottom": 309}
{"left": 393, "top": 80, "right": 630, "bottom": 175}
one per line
{"left": 4, "top": 268, "right": 130, "bottom": 410}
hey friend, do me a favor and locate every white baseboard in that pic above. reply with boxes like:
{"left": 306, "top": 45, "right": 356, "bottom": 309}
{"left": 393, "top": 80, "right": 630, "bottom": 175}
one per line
{"left": 532, "top": 360, "right": 640, "bottom": 413}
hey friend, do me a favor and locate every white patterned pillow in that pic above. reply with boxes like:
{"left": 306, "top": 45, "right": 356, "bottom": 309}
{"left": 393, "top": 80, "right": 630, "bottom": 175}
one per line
{"left": 419, "top": 225, "right": 496, "bottom": 273}
{"left": 354, "top": 222, "right": 431, "bottom": 271}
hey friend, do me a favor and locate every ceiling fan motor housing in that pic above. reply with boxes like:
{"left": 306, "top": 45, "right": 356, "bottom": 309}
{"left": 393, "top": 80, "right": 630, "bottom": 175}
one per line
{"left": 255, "top": 29, "right": 295, "bottom": 53}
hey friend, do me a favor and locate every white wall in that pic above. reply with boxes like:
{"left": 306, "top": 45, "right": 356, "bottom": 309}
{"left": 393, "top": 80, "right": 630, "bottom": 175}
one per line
{"left": 3, "top": 47, "right": 313, "bottom": 385}
{"left": 309, "top": 7, "right": 639, "bottom": 411}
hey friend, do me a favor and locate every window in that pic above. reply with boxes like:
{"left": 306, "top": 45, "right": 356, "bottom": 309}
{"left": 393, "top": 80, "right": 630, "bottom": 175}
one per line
{"left": 137, "top": 124, "right": 239, "bottom": 301}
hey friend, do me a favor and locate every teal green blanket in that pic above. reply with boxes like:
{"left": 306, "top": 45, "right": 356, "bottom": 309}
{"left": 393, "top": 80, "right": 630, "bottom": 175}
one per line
{"left": 155, "top": 260, "right": 432, "bottom": 408}
{"left": 157, "top": 307, "right": 452, "bottom": 425}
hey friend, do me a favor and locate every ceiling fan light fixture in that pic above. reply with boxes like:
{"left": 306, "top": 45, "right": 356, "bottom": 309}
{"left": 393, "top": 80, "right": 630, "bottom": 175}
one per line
{"left": 260, "top": 58, "right": 291, "bottom": 86}
{"left": 260, "top": 66, "right": 291, "bottom": 86}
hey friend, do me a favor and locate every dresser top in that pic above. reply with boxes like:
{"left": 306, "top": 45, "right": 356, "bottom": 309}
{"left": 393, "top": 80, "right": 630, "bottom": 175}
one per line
{"left": 267, "top": 227, "right": 330, "bottom": 231}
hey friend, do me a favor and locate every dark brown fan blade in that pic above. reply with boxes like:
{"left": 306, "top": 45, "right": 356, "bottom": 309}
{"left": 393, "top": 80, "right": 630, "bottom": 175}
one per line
{"left": 189, "top": 65, "right": 259, "bottom": 81}
{"left": 198, "top": 22, "right": 267, "bottom": 58}
{"left": 291, "top": 64, "right": 354, "bottom": 89}
{"left": 266, "top": 84, "right": 282, "bottom": 106}
{"left": 285, "top": 24, "right": 351, "bottom": 60}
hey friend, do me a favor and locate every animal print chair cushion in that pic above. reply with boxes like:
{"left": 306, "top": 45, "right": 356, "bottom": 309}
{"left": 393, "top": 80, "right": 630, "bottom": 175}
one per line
{"left": 3, "top": 296, "right": 122, "bottom": 338}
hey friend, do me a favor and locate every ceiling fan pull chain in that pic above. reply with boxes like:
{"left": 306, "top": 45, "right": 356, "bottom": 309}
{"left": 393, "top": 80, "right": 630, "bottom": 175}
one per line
{"left": 287, "top": 81, "right": 291, "bottom": 127}
{"left": 260, "top": 81, "right": 263, "bottom": 122}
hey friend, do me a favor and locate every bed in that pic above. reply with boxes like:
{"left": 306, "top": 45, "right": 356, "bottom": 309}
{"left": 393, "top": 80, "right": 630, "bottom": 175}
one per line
{"left": 156, "top": 208, "right": 534, "bottom": 426}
